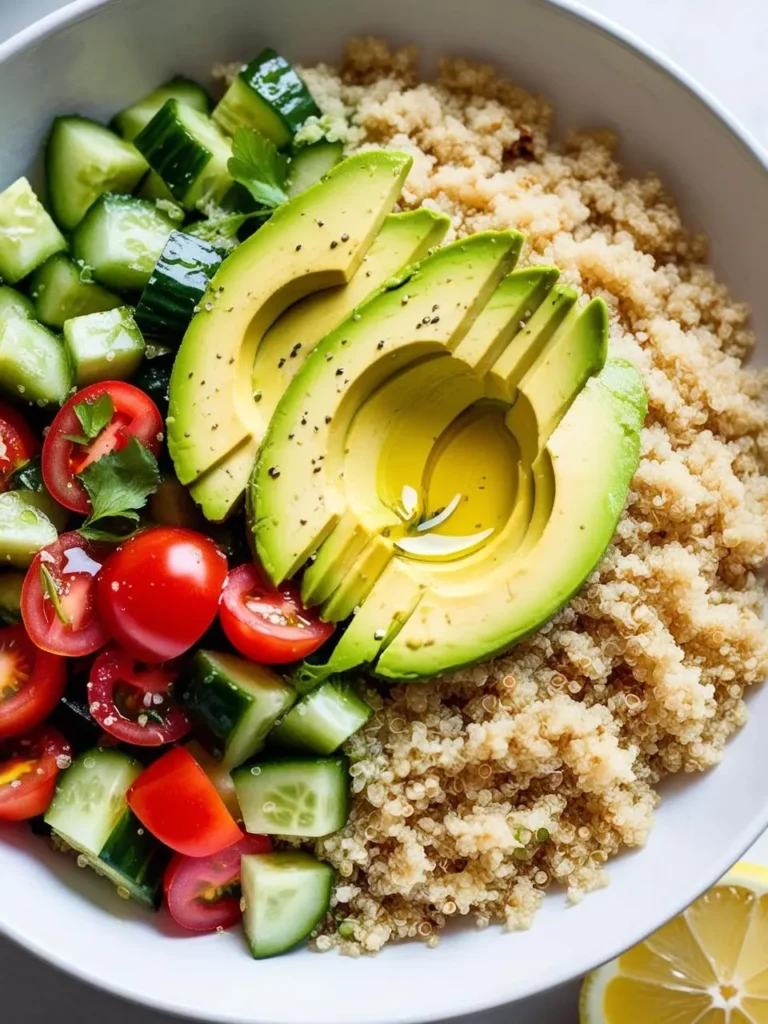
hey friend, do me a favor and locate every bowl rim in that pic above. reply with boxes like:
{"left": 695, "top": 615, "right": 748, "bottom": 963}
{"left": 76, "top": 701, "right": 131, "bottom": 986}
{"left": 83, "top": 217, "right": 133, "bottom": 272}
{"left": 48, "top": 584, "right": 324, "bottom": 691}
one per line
{"left": 1, "top": 1, "right": 768, "bottom": 1021}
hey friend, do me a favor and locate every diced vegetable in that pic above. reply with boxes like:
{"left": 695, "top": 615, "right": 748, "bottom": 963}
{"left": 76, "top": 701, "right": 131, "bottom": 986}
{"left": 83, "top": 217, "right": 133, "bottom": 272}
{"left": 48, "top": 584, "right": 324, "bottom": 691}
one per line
{"left": 287, "top": 140, "right": 344, "bottom": 198}
{"left": 47, "top": 117, "right": 148, "bottom": 230}
{"left": 135, "top": 100, "right": 233, "bottom": 209}
{"left": 0, "top": 285, "right": 35, "bottom": 322}
{"left": 240, "top": 851, "right": 333, "bottom": 958}
{"left": 29, "top": 253, "right": 122, "bottom": 330}
{"left": 45, "top": 747, "right": 168, "bottom": 907}
{"left": 136, "top": 170, "right": 176, "bottom": 202}
{"left": 232, "top": 756, "right": 349, "bottom": 838}
{"left": 185, "top": 739, "right": 241, "bottom": 820}
{"left": 112, "top": 76, "right": 211, "bottom": 141}
{"left": 180, "top": 649, "right": 296, "bottom": 769}
{"left": 72, "top": 193, "right": 175, "bottom": 292}
{"left": 213, "top": 49, "right": 320, "bottom": 148}
{"left": 268, "top": 678, "right": 372, "bottom": 755}
{"left": 134, "top": 230, "right": 224, "bottom": 343}
{"left": 130, "top": 346, "right": 174, "bottom": 416}
{"left": 0, "top": 177, "right": 66, "bottom": 284}
{"left": 63, "top": 306, "right": 145, "bottom": 386}
{"left": 0, "top": 317, "right": 73, "bottom": 405}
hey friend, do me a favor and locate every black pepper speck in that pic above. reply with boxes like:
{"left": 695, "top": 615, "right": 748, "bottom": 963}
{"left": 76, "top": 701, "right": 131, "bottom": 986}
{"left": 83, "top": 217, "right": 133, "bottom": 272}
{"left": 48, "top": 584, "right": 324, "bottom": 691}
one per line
{"left": 268, "top": 467, "right": 280, "bottom": 478}
{"left": 341, "top": 233, "right": 349, "bottom": 242}
{"left": 330, "top": 240, "right": 338, "bottom": 249}
{"left": 335, "top": 368, "right": 343, "bottom": 376}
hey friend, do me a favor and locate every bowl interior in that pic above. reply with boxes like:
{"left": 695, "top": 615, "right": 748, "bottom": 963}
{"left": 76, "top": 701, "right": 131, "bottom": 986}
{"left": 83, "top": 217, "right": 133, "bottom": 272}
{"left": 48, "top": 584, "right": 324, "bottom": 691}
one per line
{"left": 1, "top": 1, "right": 767, "bottom": 1022}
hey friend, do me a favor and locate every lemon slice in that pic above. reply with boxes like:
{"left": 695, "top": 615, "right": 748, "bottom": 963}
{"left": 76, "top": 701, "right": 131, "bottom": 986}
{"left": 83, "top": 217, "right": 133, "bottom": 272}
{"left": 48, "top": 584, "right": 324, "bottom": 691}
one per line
{"left": 581, "top": 863, "right": 768, "bottom": 1024}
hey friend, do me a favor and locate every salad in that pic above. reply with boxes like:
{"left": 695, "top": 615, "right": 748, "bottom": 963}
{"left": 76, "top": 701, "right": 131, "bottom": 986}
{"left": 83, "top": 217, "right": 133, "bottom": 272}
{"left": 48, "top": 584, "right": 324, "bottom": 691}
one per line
{"left": 0, "top": 49, "right": 375, "bottom": 960}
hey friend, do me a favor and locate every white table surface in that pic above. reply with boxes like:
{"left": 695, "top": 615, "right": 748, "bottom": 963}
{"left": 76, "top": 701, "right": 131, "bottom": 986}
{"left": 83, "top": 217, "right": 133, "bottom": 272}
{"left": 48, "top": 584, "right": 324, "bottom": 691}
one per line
{"left": 0, "top": 0, "right": 766, "bottom": 1021}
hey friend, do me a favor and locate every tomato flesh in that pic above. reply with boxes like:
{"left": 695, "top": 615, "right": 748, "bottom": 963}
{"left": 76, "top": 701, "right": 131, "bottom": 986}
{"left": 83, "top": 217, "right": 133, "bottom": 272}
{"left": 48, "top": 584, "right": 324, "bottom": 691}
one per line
{"left": 0, "top": 625, "right": 67, "bottom": 739}
{"left": 0, "top": 725, "right": 71, "bottom": 821}
{"left": 164, "top": 832, "right": 271, "bottom": 933}
{"left": 42, "top": 381, "right": 163, "bottom": 514}
{"left": 21, "top": 532, "right": 111, "bottom": 657}
{"left": 87, "top": 645, "right": 190, "bottom": 746}
{"left": 219, "top": 563, "right": 334, "bottom": 664}
{"left": 127, "top": 747, "right": 242, "bottom": 857}
{"left": 0, "top": 402, "right": 39, "bottom": 492}
{"left": 97, "top": 527, "right": 228, "bottom": 663}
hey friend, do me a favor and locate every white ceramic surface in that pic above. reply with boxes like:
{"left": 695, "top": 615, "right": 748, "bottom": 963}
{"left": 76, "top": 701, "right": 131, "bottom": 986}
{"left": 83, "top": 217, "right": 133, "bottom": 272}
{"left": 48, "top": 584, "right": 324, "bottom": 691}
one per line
{"left": 1, "top": 1, "right": 767, "bottom": 1022}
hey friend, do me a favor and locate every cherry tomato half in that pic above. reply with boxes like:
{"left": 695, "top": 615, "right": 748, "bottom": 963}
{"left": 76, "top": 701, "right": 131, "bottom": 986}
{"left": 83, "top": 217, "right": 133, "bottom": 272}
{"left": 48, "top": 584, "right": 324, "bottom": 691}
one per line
{"left": 0, "top": 625, "right": 67, "bottom": 739}
{"left": 87, "top": 645, "right": 190, "bottom": 747}
{"left": 219, "top": 563, "right": 334, "bottom": 665}
{"left": 96, "top": 527, "right": 228, "bottom": 663}
{"left": 164, "top": 832, "right": 271, "bottom": 933}
{"left": 0, "top": 402, "right": 40, "bottom": 492}
{"left": 42, "top": 381, "right": 163, "bottom": 514}
{"left": 127, "top": 746, "right": 242, "bottom": 857}
{"left": 21, "top": 532, "right": 111, "bottom": 657}
{"left": 0, "top": 725, "right": 71, "bottom": 821}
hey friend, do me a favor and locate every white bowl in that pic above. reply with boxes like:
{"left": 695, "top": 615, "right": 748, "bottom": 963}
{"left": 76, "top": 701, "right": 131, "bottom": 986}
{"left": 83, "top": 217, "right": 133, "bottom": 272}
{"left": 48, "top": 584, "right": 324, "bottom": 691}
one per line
{"left": 1, "top": 1, "right": 768, "bottom": 1021}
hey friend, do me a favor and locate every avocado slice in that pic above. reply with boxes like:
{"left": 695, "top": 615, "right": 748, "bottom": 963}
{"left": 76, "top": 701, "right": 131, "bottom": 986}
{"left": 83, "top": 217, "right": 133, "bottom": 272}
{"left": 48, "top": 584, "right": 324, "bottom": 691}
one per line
{"left": 252, "top": 209, "right": 450, "bottom": 424}
{"left": 167, "top": 150, "right": 413, "bottom": 522}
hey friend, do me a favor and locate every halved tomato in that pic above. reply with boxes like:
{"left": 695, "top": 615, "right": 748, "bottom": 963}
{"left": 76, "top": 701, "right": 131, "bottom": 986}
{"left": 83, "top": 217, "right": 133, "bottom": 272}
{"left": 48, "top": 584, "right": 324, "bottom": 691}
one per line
{"left": 41, "top": 381, "right": 163, "bottom": 514}
{"left": 219, "top": 563, "right": 334, "bottom": 665}
{"left": 0, "top": 402, "right": 39, "bottom": 492}
{"left": 21, "top": 532, "right": 111, "bottom": 657}
{"left": 87, "top": 644, "right": 190, "bottom": 746}
{"left": 164, "top": 832, "right": 271, "bottom": 933}
{"left": 0, "top": 725, "right": 71, "bottom": 821}
{"left": 0, "top": 625, "right": 67, "bottom": 739}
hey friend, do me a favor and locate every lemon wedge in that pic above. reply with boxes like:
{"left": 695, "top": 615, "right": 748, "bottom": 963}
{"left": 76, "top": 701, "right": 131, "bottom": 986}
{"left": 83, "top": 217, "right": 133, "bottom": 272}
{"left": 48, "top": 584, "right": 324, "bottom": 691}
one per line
{"left": 580, "top": 863, "right": 768, "bottom": 1024}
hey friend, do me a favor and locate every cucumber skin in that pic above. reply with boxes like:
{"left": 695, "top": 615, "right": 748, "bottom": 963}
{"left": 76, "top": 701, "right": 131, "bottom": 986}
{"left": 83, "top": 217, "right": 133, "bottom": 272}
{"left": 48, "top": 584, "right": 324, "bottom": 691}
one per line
{"left": 242, "top": 50, "right": 320, "bottom": 137}
{"left": 269, "top": 679, "right": 373, "bottom": 756}
{"left": 98, "top": 809, "right": 170, "bottom": 909}
{"left": 131, "top": 351, "right": 174, "bottom": 416}
{"left": 112, "top": 77, "right": 211, "bottom": 141}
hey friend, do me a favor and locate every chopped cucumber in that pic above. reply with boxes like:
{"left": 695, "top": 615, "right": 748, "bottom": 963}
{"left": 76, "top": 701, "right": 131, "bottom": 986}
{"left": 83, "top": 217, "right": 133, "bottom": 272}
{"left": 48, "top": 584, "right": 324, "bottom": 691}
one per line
{"left": 0, "top": 177, "right": 66, "bottom": 284}
{"left": 45, "top": 748, "right": 167, "bottom": 908}
{"left": 29, "top": 253, "right": 122, "bottom": 329}
{"left": 0, "top": 317, "right": 73, "bottom": 405}
{"left": 63, "top": 306, "right": 145, "bottom": 386}
{"left": 0, "top": 284, "right": 35, "bottom": 322}
{"left": 240, "top": 851, "right": 332, "bottom": 958}
{"left": 269, "top": 679, "right": 372, "bottom": 755}
{"left": 72, "top": 194, "right": 175, "bottom": 293}
{"left": 112, "top": 76, "right": 210, "bottom": 142}
{"left": 135, "top": 100, "right": 233, "bottom": 209}
{"left": 232, "top": 756, "right": 349, "bottom": 838}
{"left": 180, "top": 650, "right": 296, "bottom": 769}
{"left": 130, "top": 346, "right": 173, "bottom": 416}
{"left": 134, "top": 230, "right": 223, "bottom": 343}
{"left": 287, "top": 140, "right": 343, "bottom": 198}
{"left": 8, "top": 455, "right": 43, "bottom": 493}
{"left": 0, "top": 491, "right": 58, "bottom": 567}
{"left": 47, "top": 117, "right": 148, "bottom": 230}
{"left": 185, "top": 739, "right": 241, "bottom": 820}
{"left": 136, "top": 170, "right": 176, "bottom": 203}
{"left": 213, "top": 49, "right": 320, "bottom": 148}
{"left": 8, "top": 455, "right": 68, "bottom": 532}
{"left": 0, "top": 571, "right": 24, "bottom": 623}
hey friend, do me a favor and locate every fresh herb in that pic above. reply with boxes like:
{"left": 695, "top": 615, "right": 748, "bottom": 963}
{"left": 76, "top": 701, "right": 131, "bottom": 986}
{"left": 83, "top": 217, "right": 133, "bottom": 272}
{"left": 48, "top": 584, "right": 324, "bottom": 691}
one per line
{"left": 78, "top": 437, "right": 160, "bottom": 535}
{"left": 63, "top": 393, "right": 115, "bottom": 445}
{"left": 188, "top": 209, "right": 269, "bottom": 251}
{"left": 78, "top": 523, "right": 143, "bottom": 543}
{"left": 227, "top": 127, "right": 289, "bottom": 209}
{"left": 39, "top": 564, "right": 69, "bottom": 626}
{"left": 143, "top": 709, "right": 166, "bottom": 726}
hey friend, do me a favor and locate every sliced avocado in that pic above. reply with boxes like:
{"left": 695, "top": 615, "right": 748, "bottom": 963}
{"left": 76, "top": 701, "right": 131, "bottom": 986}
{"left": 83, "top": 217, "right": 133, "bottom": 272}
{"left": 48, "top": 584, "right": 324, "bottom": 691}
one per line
{"left": 252, "top": 208, "right": 450, "bottom": 424}
{"left": 252, "top": 231, "right": 525, "bottom": 585}
{"left": 167, "top": 150, "right": 413, "bottom": 522}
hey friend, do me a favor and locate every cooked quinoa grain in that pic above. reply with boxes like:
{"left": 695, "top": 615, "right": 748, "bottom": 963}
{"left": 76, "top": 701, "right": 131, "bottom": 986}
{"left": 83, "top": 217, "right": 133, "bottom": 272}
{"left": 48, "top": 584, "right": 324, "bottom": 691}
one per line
{"left": 293, "top": 39, "right": 768, "bottom": 952}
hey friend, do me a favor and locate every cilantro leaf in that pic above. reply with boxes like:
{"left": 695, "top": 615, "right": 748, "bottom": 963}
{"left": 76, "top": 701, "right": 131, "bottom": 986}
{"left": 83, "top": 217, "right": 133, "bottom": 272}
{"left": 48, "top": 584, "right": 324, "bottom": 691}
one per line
{"left": 65, "top": 393, "right": 115, "bottom": 447}
{"left": 78, "top": 437, "right": 160, "bottom": 532}
{"left": 39, "top": 564, "right": 69, "bottom": 625}
{"left": 78, "top": 522, "right": 143, "bottom": 543}
{"left": 227, "top": 127, "right": 289, "bottom": 209}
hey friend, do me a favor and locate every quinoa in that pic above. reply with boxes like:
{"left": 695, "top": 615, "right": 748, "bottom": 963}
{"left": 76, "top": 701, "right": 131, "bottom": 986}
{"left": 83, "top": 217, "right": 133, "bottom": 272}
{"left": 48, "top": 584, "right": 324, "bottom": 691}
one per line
{"left": 284, "top": 39, "right": 768, "bottom": 951}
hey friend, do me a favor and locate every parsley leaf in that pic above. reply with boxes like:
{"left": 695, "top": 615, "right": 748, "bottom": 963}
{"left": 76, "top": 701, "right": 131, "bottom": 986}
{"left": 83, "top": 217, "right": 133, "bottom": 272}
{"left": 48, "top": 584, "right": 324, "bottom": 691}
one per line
{"left": 64, "top": 394, "right": 115, "bottom": 445}
{"left": 78, "top": 437, "right": 160, "bottom": 533}
{"left": 188, "top": 209, "right": 270, "bottom": 251}
{"left": 39, "top": 564, "right": 69, "bottom": 625}
{"left": 227, "top": 127, "right": 289, "bottom": 209}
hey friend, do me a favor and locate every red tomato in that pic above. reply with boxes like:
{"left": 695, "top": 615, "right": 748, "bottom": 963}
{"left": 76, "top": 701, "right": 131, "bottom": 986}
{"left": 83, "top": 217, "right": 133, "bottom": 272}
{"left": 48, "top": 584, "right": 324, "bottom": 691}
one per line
{"left": 163, "top": 832, "right": 271, "bottom": 933}
{"left": 42, "top": 381, "right": 163, "bottom": 514}
{"left": 0, "top": 625, "right": 67, "bottom": 739}
{"left": 87, "top": 645, "right": 190, "bottom": 746}
{"left": 0, "top": 402, "right": 40, "bottom": 492}
{"left": 21, "top": 532, "right": 111, "bottom": 657}
{"left": 219, "top": 563, "right": 334, "bottom": 664}
{"left": 0, "top": 726, "right": 71, "bottom": 821}
{"left": 96, "top": 527, "right": 227, "bottom": 662}
{"left": 127, "top": 747, "right": 241, "bottom": 857}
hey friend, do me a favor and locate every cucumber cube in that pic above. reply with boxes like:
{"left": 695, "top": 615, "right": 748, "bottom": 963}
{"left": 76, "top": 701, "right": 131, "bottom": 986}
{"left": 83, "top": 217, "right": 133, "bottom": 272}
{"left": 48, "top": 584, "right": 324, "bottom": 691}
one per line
{"left": 29, "top": 253, "right": 122, "bottom": 329}
{"left": 0, "top": 317, "right": 73, "bottom": 405}
{"left": 268, "top": 678, "right": 373, "bottom": 755}
{"left": 0, "top": 491, "right": 58, "bottom": 567}
{"left": 63, "top": 306, "right": 145, "bottom": 386}
{"left": 0, "top": 285, "right": 35, "bottom": 323}
{"left": 0, "top": 177, "right": 66, "bottom": 284}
